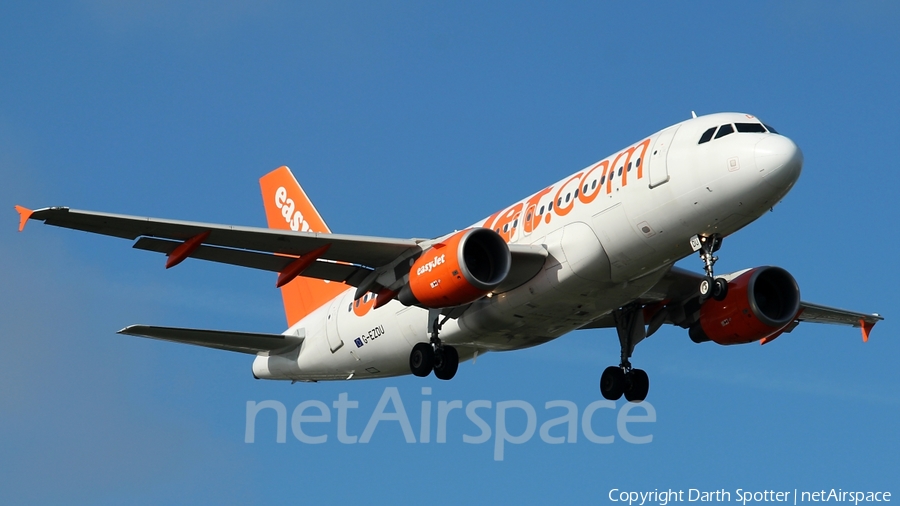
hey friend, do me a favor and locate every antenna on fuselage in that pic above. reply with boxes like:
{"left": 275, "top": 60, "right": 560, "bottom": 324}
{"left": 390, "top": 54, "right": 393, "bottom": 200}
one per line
{"left": 691, "top": 111, "right": 697, "bottom": 118}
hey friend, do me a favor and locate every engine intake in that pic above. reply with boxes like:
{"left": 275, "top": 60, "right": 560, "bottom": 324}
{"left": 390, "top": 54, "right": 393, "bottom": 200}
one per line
{"left": 398, "top": 228, "right": 511, "bottom": 308}
{"left": 689, "top": 266, "right": 800, "bottom": 345}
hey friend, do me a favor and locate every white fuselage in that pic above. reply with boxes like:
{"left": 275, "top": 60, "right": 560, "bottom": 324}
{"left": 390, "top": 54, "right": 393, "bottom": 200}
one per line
{"left": 252, "top": 112, "right": 803, "bottom": 381}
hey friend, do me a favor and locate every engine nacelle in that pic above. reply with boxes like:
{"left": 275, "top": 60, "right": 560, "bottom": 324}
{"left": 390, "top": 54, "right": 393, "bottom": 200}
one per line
{"left": 398, "top": 228, "right": 511, "bottom": 308}
{"left": 689, "top": 266, "right": 800, "bottom": 345}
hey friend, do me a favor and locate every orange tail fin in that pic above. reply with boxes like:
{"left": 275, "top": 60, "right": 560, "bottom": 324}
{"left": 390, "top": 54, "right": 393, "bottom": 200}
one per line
{"left": 260, "top": 166, "right": 346, "bottom": 327}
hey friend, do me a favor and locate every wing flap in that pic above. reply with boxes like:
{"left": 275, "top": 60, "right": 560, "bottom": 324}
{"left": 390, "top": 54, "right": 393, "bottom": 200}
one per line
{"left": 132, "top": 237, "right": 372, "bottom": 285}
{"left": 118, "top": 325, "right": 302, "bottom": 355}
{"left": 30, "top": 207, "right": 420, "bottom": 267}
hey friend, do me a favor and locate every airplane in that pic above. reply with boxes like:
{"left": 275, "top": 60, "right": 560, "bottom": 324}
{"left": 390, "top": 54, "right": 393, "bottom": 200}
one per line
{"left": 14, "top": 112, "right": 883, "bottom": 402}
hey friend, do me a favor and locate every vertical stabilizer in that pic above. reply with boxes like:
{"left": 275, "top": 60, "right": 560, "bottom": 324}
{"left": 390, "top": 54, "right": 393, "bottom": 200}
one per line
{"left": 260, "top": 166, "right": 346, "bottom": 327}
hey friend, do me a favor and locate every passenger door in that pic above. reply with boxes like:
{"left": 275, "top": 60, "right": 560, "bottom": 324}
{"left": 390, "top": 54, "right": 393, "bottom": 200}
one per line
{"left": 648, "top": 126, "right": 679, "bottom": 188}
{"left": 325, "top": 300, "right": 343, "bottom": 352}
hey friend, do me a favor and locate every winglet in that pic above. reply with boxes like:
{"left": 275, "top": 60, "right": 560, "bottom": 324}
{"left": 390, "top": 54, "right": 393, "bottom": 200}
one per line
{"left": 860, "top": 318, "right": 875, "bottom": 343}
{"left": 14, "top": 205, "right": 33, "bottom": 232}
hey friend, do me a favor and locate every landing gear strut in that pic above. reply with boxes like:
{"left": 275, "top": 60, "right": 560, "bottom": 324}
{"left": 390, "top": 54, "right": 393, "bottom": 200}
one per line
{"left": 692, "top": 234, "right": 728, "bottom": 302}
{"left": 408, "top": 309, "right": 459, "bottom": 380}
{"left": 600, "top": 304, "right": 650, "bottom": 402}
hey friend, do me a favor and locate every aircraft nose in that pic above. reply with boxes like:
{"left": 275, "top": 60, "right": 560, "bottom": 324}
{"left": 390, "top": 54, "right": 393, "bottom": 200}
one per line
{"left": 754, "top": 134, "right": 803, "bottom": 189}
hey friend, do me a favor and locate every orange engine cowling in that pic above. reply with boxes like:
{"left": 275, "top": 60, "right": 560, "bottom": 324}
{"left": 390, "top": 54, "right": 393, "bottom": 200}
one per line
{"left": 398, "top": 228, "right": 511, "bottom": 308}
{"left": 689, "top": 266, "right": 801, "bottom": 345}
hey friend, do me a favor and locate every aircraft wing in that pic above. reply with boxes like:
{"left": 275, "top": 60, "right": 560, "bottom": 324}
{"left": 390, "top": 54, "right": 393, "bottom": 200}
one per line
{"left": 580, "top": 266, "right": 883, "bottom": 340}
{"left": 20, "top": 206, "right": 423, "bottom": 286}
{"left": 18, "top": 206, "right": 547, "bottom": 295}
{"left": 119, "top": 325, "right": 303, "bottom": 355}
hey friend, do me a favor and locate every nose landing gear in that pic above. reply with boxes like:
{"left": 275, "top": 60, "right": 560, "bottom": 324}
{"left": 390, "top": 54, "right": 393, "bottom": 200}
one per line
{"left": 692, "top": 234, "right": 728, "bottom": 301}
{"left": 409, "top": 309, "right": 459, "bottom": 380}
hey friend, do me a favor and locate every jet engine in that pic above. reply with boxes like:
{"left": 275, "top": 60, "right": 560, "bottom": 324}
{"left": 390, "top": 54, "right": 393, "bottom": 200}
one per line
{"left": 398, "top": 228, "right": 511, "bottom": 308}
{"left": 689, "top": 266, "right": 800, "bottom": 345}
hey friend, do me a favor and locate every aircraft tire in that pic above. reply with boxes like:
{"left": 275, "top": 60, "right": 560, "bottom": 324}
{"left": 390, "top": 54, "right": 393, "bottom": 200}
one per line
{"left": 409, "top": 343, "right": 435, "bottom": 377}
{"left": 623, "top": 369, "right": 649, "bottom": 402}
{"left": 433, "top": 345, "right": 459, "bottom": 380}
{"left": 699, "top": 276, "right": 713, "bottom": 299}
{"left": 600, "top": 366, "right": 625, "bottom": 400}
{"left": 712, "top": 277, "right": 728, "bottom": 301}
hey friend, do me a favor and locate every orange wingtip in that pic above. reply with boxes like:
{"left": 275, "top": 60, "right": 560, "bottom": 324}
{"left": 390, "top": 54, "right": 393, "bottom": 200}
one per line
{"left": 14, "top": 205, "right": 33, "bottom": 232}
{"left": 860, "top": 319, "right": 875, "bottom": 343}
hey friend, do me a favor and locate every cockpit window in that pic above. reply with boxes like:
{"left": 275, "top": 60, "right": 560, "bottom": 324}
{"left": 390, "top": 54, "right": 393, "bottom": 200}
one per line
{"left": 698, "top": 127, "right": 716, "bottom": 144}
{"left": 700, "top": 121, "right": 775, "bottom": 145}
{"left": 714, "top": 124, "right": 734, "bottom": 139}
{"left": 735, "top": 123, "right": 767, "bottom": 133}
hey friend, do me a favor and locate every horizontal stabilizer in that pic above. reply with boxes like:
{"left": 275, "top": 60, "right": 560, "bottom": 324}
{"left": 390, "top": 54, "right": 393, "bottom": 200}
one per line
{"left": 118, "top": 325, "right": 303, "bottom": 355}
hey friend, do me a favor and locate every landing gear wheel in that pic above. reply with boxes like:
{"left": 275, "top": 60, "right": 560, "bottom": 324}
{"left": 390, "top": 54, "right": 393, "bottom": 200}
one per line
{"left": 699, "top": 277, "right": 713, "bottom": 299}
{"left": 600, "top": 366, "right": 625, "bottom": 400}
{"left": 623, "top": 369, "right": 649, "bottom": 402}
{"left": 409, "top": 343, "right": 434, "bottom": 377}
{"left": 433, "top": 345, "right": 459, "bottom": 380}
{"left": 712, "top": 277, "right": 728, "bottom": 301}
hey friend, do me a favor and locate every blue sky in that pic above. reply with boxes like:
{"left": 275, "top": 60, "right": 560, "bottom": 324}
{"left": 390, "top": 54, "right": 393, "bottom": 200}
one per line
{"left": 2, "top": 2, "right": 898, "bottom": 504}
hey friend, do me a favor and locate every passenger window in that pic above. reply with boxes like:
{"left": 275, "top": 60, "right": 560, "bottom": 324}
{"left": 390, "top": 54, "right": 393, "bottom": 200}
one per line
{"left": 574, "top": 189, "right": 579, "bottom": 198}
{"left": 617, "top": 166, "right": 623, "bottom": 177}
{"left": 735, "top": 123, "right": 766, "bottom": 133}
{"left": 698, "top": 127, "right": 716, "bottom": 144}
{"left": 714, "top": 124, "right": 734, "bottom": 139}
{"left": 565, "top": 193, "right": 571, "bottom": 203}
{"left": 635, "top": 157, "right": 641, "bottom": 167}
{"left": 548, "top": 202, "right": 553, "bottom": 211}
{"left": 627, "top": 161, "right": 632, "bottom": 172}
{"left": 583, "top": 184, "right": 588, "bottom": 193}
{"left": 539, "top": 205, "right": 545, "bottom": 215}
{"left": 764, "top": 124, "right": 778, "bottom": 134}
{"left": 591, "top": 180, "right": 597, "bottom": 189}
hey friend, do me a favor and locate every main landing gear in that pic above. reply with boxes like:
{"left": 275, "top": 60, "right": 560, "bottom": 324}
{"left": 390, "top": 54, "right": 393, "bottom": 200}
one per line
{"left": 409, "top": 310, "right": 459, "bottom": 380}
{"left": 692, "top": 233, "right": 728, "bottom": 302}
{"left": 600, "top": 304, "right": 650, "bottom": 402}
